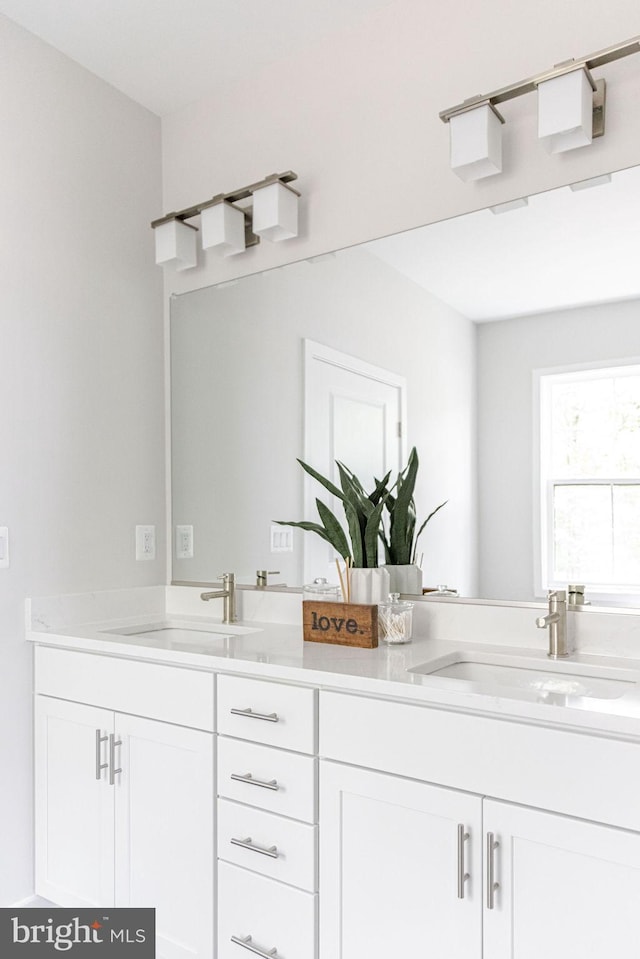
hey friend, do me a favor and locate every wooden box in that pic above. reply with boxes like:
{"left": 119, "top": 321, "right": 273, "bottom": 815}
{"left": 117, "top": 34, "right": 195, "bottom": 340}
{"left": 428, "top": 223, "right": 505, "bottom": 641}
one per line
{"left": 302, "top": 601, "right": 378, "bottom": 648}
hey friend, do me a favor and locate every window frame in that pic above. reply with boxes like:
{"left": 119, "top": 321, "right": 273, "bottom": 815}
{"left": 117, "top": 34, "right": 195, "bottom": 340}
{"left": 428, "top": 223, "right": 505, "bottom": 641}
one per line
{"left": 535, "top": 358, "right": 640, "bottom": 603}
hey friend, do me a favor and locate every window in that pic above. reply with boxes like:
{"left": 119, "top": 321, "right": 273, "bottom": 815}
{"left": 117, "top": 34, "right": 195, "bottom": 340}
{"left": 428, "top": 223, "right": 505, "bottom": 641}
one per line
{"left": 538, "top": 362, "right": 640, "bottom": 598}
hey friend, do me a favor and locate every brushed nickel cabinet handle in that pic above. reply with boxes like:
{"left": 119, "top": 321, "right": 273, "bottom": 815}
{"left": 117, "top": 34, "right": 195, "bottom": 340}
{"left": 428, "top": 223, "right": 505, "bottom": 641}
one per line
{"left": 108, "top": 733, "right": 122, "bottom": 786}
{"left": 231, "top": 934, "right": 278, "bottom": 957}
{"left": 231, "top": 772, "right": 280, "bottom": 791}
{"left": 95, "top": 730, "right": 108, "bottom": 781}
{"left": 486, "top": 831, "right": 500, "bottom": 910}
{"left": 457, "top": 823, "right": 470, "bottom": 899}
{"left": 230, "top": 707, "right": 279, "bottom": 723}
{"left": 230, "top": 836, "right": 279, "bottom": 859}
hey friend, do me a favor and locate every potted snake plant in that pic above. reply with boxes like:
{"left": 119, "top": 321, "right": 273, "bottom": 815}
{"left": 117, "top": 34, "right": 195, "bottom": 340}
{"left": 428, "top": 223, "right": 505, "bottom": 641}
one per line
{"left": 274, "top": 459, "right": 391, "bottom": 603}
{"left": 378, "top": 447, "right": 447, "bottom": 594}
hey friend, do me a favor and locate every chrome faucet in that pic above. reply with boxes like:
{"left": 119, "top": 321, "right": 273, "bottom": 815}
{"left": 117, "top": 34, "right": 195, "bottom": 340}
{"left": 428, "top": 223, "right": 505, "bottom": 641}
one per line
{"left": 200, "top": 572, "right": 237, "bottom": 623}
{"left": 536, "top": 589, "right": 573, "bottom": 659}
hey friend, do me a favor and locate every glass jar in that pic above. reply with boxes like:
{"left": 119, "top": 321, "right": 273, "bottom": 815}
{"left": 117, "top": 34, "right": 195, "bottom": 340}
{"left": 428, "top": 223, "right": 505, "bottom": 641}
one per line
{"left": 378, "top": 592, "right": 414, "bottom": 645}
{"left": 303, "top": 577, "right": 341, "bottom": 603}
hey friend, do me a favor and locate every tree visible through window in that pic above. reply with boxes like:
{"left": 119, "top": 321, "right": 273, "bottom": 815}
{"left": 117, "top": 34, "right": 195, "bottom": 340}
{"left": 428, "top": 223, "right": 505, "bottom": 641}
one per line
{"left": 540, "top": 363, "right": 640, "bottom": 596}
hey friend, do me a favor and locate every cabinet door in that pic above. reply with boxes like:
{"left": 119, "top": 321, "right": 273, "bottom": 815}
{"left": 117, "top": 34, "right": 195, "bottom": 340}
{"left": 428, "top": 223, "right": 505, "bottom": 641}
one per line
{"left": 113, "top": 714, "right": 214, "bottom": 959}
{"left": 484, "top": 799, "right": 640, "bottom": 959}
{"left": 320, "top": 760, "right": 482, "bottom": 959}
{"left": 35, "top": 696, "right": 115, "bottom": 908}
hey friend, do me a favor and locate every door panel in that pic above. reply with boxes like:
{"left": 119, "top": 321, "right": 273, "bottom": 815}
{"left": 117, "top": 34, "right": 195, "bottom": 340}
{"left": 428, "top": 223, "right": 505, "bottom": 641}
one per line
{"left": 320, "top": 760, "right": 482, "bottom": 959}
{"left": 35, "top": 696, "right": 114, "bottom": 908}
{"left": 484, "top": 798, "right": 640, "bottom": 959}
{"left": 114, "top": 714, "right": 214, "bottom": 959}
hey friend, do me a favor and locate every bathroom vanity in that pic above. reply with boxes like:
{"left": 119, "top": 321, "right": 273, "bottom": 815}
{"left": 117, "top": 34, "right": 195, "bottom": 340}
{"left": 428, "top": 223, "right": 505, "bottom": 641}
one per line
{"left": 28, "top": 587, "right": 640, "bottom": 959}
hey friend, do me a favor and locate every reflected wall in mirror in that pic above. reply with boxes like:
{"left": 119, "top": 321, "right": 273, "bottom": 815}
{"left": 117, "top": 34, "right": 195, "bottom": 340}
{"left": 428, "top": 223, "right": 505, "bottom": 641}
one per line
{"left": 171, "top": 164, "right": 640, "bottom": 604}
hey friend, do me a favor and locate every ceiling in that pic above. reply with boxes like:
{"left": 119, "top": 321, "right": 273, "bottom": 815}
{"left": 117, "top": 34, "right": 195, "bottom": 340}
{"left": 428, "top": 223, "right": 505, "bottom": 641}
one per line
{"left": 366, "top": 164, "right": 640, "bottom": 321}
{"left": 0, "top": 0, "right": 392, "bottom": 116}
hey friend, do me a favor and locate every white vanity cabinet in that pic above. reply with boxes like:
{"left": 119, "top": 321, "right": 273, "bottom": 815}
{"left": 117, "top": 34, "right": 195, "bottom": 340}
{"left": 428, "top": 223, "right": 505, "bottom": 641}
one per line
{"left": 319, "top": 690, "right": 640, "bottom": 959}
{"left": 34, "top": 647, "right": 215, "bottom": 959}
{"left": 215, "top": 673, "right": 318, "bottom": 959}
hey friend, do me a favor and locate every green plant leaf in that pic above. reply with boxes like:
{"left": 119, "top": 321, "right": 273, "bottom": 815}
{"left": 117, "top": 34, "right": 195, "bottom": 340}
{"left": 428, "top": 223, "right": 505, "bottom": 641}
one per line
{"left": 343, "top": 499, "right": 364, "bottom": 567}
{"left": 296, "top": 458, "right": 344, "bottom": 500}
{"left": 389, "top": 447, "right": 419, "bottom": 564}
{"left": 273, "top": 519, "right": 331, "bottom": 544}
{"left": 315, "top": 499, "right": 351, "bottom": 559}
{"left": 369, "top": 470, "right": 392, "bottom": 506}
{"left": 412, "top": 499, "right": 447, "bottom": 563}
{"left": 364, "top": 500, "right": 386, "bottom": 567}
{"left": 336, "top": 462, "right": 374, "bottom": 518}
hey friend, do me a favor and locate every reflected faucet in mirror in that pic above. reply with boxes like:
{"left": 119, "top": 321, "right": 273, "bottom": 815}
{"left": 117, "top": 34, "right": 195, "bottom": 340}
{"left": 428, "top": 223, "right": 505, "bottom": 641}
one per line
{"left": 200, "top": 572, "right": 237, "bottom": 623}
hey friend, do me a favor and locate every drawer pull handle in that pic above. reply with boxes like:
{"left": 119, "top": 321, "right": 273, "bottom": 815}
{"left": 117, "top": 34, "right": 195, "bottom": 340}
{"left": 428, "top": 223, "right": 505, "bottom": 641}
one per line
{"left": 231, "top": 934, "right": 278, "bottom": 957}
{"left": 231, "top": 772, "right": 280, "bottom": 791}
{"left": 230, "top": 707, "right": 280, "bottom": 723}
{"left": 457, "top": 823, "right": 470, "bottom": 899}
{"left": 108, "top": 733, "right": 122, "bottom": 786}
{"left": 231, "top": 836, "right": 279, "bottom": 859}
{"left": 95, "top": 729, "right": 108, "bottom": 781}
{"left": 486, "top": 832, "right": 500, "bottom": 910}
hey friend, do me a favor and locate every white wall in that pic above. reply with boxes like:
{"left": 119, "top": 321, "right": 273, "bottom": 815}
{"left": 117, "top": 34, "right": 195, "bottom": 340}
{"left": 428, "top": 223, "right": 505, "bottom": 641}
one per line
{"left": 171, "top": 247, "right": 476, "bottom": 593}
{"left": 477, "top": 298, "right": 640, "bottom": 601}
{"left": 160, "top": 0, "right": 640, "bottom": 297}
{"left": 0, "top": 16, "right": 163, "bottom": 903}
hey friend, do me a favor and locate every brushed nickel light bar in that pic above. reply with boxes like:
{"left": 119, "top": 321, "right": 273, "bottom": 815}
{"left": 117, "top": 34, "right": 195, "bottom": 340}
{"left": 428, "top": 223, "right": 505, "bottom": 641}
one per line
{"left": 151, "top": 171, "right": 300, "bottom": 270}
{"left": 440, "top": 35, "right": 640, "bottom": 181}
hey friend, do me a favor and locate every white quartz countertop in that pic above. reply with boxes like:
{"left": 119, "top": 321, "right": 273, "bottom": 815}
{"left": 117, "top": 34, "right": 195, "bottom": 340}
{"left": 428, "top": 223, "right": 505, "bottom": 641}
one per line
{"left": 28, "top": 608, "right": 640, "bottom": 741}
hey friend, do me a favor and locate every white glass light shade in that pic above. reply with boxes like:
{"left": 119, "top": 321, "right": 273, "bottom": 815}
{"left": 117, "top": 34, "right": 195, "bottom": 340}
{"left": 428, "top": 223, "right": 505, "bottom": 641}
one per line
{"left": 538, "top": 69, "right": 593, "bottom": 154}
{"left": 154, "top": 219, "right": 197, "bottom": 271}
{"left": 449, "top": 104, "right": 502, "bottom": 182}
{"left": 201, "top": 201, "right": 246, "bottom": 256}
{"left": 252, "top": 181, "right": 299, "bottom": 241}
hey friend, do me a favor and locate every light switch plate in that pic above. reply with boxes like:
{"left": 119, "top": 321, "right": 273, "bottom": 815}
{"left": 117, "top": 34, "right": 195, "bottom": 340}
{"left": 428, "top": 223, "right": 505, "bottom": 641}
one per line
{"left": 0, "top": 527, "right": 9, "bottom": 568}
{"left": 270, "top": 524, "right": 293, "bottom": 553}
{"left": 135, "top": 525, "right": 156, "bottom": 561}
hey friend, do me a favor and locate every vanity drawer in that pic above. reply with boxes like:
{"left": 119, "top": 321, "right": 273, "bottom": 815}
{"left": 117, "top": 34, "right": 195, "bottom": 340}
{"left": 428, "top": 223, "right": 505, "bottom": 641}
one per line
{"left": 217, "top": 673, "right": 316, "bottom": 753}
{"left": 218, "top": 737, "right": 317, "bottom": 822}
{"left": 217, "top": 861, "right": 317, "bottom": 959}
{"left": 218, "top": 798, "right": 317, "bottom": 891}
{"left": 34, "top": 645, "right": 215, "bottom": 731}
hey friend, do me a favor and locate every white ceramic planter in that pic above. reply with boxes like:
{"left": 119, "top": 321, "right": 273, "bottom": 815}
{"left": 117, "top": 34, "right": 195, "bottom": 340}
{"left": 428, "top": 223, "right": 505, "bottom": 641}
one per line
{"left": 349, "top": 567, "right": 391, "bottom": 605}
{"left": 382, "top": 564, "right": 423, "bottom": 596}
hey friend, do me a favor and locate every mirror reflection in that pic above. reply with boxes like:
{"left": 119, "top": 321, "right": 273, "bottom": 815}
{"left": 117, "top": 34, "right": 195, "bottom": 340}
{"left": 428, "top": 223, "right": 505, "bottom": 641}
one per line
{"left": 171, "top": 164, "right": 640, "bottom": 605}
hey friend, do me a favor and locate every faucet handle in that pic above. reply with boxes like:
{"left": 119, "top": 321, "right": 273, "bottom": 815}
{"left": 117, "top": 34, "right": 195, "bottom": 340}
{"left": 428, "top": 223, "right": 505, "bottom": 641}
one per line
{"left": 256, "top": 569, "right": 280, "bottom": 587}
{"left": 548, "top": 589, "right": 566, "bottom": 601}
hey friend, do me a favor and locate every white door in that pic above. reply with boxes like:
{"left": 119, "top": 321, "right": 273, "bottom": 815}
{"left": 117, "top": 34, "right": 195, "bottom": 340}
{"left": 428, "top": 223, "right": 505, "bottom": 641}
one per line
{"left": 304, "top": 340, "right": 406, "bottom": 579}
{"left": 484, "top": 799, "right": 640, "bottom": 958}
{"left": 35, "top": 696, "right": 115, "bottom": 908}
{"left": 114, "top": 713, "right": 214, "bottom": 959}
{"left": 319, "top": 760, "right": 482, "bottom": 959}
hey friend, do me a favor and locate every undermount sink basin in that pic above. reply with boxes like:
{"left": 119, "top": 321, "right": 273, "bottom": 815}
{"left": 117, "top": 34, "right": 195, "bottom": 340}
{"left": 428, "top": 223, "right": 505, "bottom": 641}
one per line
{"left": 409, "top": 650, "right": 637, "bottom": 702}
{"left": 103, "top": 621, "right": 259, "bottom": 643}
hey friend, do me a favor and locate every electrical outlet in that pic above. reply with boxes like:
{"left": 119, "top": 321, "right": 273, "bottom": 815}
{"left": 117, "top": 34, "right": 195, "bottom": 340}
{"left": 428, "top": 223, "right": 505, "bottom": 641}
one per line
{"left": 176, "top": 525, "right": 194, "bottom": 559}
{"left": 0, "top": 527, "right": 9, "bottom": 569}
{"left": 135, "top": 525, "right": 156, "bottom": 561}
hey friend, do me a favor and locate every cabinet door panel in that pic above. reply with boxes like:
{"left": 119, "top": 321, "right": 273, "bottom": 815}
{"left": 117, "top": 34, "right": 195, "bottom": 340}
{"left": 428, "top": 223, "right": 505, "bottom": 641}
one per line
{"left": 484, "top": 799, "right": 640, "bottom": 959}
{"left": 35, "top": 696, "right": 114, "bottom": 908}
{"left": 114, "top": 714, "right": 214, "bottom": 959}
{"left": 320, "top": 760, "right": 482, "bottom": 959}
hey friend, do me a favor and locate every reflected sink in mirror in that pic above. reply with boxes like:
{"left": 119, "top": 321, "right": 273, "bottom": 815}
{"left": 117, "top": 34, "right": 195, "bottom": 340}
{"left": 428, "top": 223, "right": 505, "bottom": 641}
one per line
{"left": 409, "top": 650, "right": 638, "bottom": 704}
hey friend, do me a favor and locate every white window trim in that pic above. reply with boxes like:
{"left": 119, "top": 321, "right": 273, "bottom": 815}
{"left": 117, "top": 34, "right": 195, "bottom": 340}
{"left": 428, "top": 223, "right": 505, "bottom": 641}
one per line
{"left": 534, "top": 357, "right": 640, "bottom": 604}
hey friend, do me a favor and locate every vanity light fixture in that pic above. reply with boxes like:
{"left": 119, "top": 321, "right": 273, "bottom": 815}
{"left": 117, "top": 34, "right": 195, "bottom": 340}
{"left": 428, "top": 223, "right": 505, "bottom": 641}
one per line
{"left": 153, "top": 217, "right": 198, "bottom": 271}
{"left": 440, "top": 34, "right": 640, "bottom": 179}
{"left": 151, "top": 171, "right": 300, "bottom": 269}
{"left": 449, "top": 102, "right": 503, "bottom": 182}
